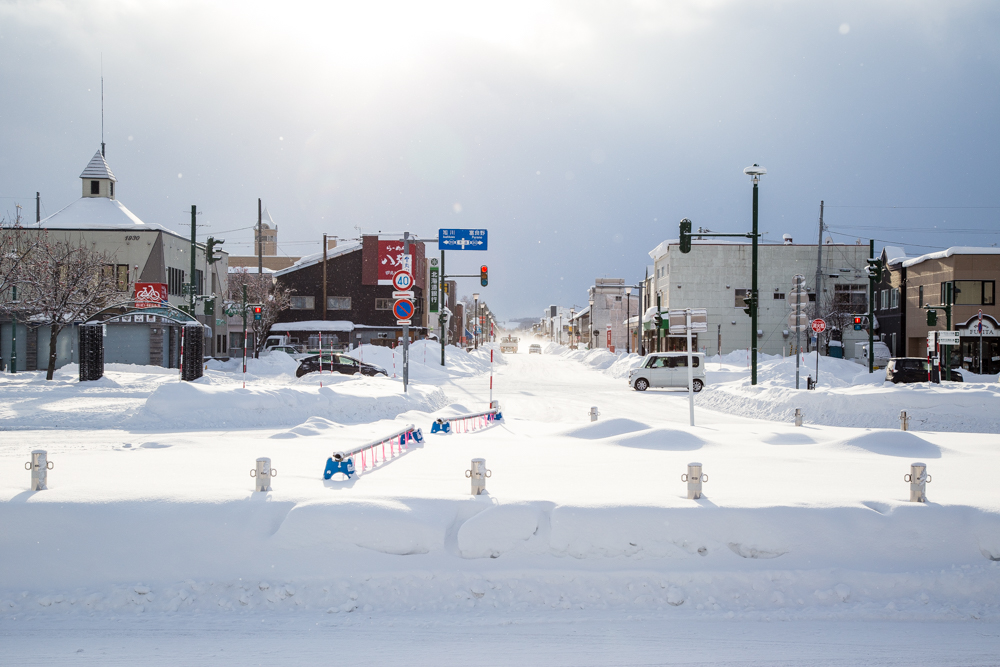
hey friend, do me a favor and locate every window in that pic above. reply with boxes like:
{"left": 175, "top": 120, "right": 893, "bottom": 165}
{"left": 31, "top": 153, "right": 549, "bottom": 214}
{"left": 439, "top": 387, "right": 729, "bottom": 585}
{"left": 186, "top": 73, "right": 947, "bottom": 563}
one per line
{"left": 110, "top": 182, "right": 114, "bottom": 198}
{"left": 195, "top": 269, "right": 204, "bottom": 296}
{"left": 290, "top": 296, "right": 315, "bottom": 310}
{"left": 229, "top": 332, "right": 244, "bottom": 349}
{"left": 834, "top": 284, "right": 866, "bottom": 311}
{"left": 890, "top": 289, "right": 899, "bottom": 309}
{"left": 90, "top": 180, "right": 99, "bottom": 195}
{"left": 734, "top": 289, "right": 748, "bottom": 308}
{"left": 881, "top": 289, "right": 888, "bottom": 311}
{"left": 945, "top": 280, "right": 996, "bottom": 306}
{"left": 102, "top": 264, "right": 129, "bottom": 291}
{"left": 328, "top": 296, "right": 351, "bottom": 310}
{"left": 375, "top": 298, "right": 393, "bottom": 310}
{"left": 773, "top": 293, "right": 785, "bottom": 300}
{"left": 168, "top": 267, "right": 185, "bottom": 296}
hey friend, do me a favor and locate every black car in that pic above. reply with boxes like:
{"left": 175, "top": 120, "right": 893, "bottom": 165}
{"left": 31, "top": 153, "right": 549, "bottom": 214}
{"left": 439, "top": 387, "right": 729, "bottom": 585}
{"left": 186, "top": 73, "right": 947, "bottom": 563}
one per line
{"left": 295, "top": 353, "right": 387, "bottom": 378}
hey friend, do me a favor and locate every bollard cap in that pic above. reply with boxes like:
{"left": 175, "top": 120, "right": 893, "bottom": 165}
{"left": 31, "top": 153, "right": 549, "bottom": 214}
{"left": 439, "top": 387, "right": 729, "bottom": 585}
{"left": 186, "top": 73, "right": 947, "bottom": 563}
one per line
{"left": 472, "top": 457, "right": 486, "bottom": 464}
{"left": 688, "top": 462, "right": 702, "bottom": 468}
{"left": 32, "top": 449, "right": 47, "bottom": 455}
{"left": 911, "top": 461, "right": 926, "bottom": 467}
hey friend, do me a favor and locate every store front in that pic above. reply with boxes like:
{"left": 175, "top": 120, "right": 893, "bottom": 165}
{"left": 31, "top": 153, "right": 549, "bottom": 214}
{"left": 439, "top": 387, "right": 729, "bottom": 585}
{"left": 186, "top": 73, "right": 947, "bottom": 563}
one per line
{"left": 956, "top": 314, "right": 1000, "bottom": 375}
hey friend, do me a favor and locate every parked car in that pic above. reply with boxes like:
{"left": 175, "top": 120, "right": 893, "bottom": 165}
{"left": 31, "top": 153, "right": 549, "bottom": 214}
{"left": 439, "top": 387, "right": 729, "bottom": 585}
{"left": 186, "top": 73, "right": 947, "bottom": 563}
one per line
{"left": 629, "top": 352, "right": 706, "bottom": 392}
{"left": 885, "top": 357, "right": 932, "bottom": 384}
{"left": 529, "top": 344, "right": 542, "bottom": 354}
{"left": 855, "top": 341, "right": 892, "bottom": 370}
{"left": 262, "top": 345, "right": 311, "bottom": 360}
{"left": 295, "top": 353, "right": 387, "bottom": 378}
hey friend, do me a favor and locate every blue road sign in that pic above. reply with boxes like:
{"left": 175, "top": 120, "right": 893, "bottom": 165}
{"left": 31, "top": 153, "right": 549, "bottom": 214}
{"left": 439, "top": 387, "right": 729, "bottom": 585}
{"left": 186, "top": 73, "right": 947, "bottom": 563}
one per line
{"left": 393, "top": 299, "right": 414, "bottom": 321}
{"left": 439, "top": 228, "right": 488, "bottom": 251}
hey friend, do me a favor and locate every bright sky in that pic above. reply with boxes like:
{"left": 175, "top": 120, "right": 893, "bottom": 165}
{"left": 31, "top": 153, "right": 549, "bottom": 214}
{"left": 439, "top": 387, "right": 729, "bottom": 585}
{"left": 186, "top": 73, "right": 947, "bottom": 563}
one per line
{"left": 1, "top": 0, "right": 999, "bottom": 318}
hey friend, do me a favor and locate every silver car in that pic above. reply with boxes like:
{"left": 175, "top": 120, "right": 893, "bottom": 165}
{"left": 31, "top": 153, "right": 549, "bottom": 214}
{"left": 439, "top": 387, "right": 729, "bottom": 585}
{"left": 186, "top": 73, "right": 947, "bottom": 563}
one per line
{"left": 629, "top": 352, "right": 707, "bottom": 392}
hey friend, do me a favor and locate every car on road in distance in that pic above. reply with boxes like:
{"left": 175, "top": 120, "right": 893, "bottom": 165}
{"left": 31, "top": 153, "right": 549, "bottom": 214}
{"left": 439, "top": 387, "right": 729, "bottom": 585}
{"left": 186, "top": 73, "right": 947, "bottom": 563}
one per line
{"left": 529, "top": 343, "right": 542, "bottom": 354}
{"left": 500, "top": 336, "right": 519, "bottom": 354}
{"left": 885, "top": 357, "right": 932, "bottom": 384}
{"left": 629, "top": 352, "right": 707, "bottom": 392}
{"left": 295, "top": 353, "right": 388, "bottom": 378}
{"left": 262, "top": 345, "right": 311, "bottom": 360}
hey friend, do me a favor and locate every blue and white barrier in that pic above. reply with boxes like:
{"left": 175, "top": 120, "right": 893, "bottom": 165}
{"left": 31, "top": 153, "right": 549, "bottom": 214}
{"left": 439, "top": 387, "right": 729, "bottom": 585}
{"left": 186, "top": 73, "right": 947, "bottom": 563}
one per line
{"left": 430, "top": 407, "right": 503, "bottom": 435}
{"left": 323, "top": 424, "right": 424, "bottom": 480}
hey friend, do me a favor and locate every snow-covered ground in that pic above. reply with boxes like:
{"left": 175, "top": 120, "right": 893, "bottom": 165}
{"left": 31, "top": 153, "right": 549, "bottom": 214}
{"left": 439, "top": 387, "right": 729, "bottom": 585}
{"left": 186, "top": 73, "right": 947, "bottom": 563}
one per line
{"left": 2, "top": 344, "right": 999, "bottom": 664}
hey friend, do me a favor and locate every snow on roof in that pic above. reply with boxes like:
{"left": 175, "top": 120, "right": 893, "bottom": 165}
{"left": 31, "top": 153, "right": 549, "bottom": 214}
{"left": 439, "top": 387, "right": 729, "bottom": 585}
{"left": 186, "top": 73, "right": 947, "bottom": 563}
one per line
{"left": 882, "top": 246, "right": 908, "bottom": 265}
{"left": 35, "top": 196, "right": 165, "bottom": 231}
{"left": 649, "top": 238, "right": 857, "bottom": 261}
{"left": 228, "top": 265, "right": 275, "bottom": 274}
{"left": 270, "top": 320, "right": 354, "bottom": 332}
{"left": 901, "top": 247, "right": 1000, "bottom": 269}
{"left": 274, "top": 241, "right": 362, "bottom": 276}
{"left": 79, "top": 150, "right": 117, "bottom": 182}
{"left": 570, "top": 306, "right": 590, "bottom": 320}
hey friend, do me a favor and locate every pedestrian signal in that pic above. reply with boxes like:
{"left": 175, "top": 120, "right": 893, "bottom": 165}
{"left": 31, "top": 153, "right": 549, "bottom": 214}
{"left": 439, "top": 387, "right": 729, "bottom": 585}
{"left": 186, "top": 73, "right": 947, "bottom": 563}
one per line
{"left": 253, "top": 305, "right": 263, "bottom": 321}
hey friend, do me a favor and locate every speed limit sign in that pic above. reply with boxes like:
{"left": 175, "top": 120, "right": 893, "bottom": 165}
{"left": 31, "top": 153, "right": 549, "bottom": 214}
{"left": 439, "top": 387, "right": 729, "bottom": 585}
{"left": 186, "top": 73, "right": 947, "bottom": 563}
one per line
{"left": 811, "top": 318, "right": 827, "bottom": 333}
{"left": 392, "top": 270, "right": 414, "bottom": 291}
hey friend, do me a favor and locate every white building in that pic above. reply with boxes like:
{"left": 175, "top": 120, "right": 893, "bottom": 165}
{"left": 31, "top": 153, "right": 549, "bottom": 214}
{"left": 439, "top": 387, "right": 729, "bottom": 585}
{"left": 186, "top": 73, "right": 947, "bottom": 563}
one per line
{"left": 587, "top": 279, "right": 640, "bottom": 351}
{"left": 647, "top": 237, "right": 871, "bottom": 357}
{"left": 0, "top": 149, "right": 229, "bottom": 369}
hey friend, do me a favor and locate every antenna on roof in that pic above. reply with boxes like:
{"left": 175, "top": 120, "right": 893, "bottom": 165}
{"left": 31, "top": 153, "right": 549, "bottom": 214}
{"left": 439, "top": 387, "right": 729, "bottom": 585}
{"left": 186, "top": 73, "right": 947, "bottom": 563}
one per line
{"left": 100, "top": 54, "right": 105, "bottom": 158}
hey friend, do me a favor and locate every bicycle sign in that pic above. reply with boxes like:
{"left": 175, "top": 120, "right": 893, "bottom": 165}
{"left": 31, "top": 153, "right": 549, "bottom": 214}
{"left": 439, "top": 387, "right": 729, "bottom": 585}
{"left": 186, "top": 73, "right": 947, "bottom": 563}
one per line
{"left": 392, "top": 271, "right": 413, "bottom": 291}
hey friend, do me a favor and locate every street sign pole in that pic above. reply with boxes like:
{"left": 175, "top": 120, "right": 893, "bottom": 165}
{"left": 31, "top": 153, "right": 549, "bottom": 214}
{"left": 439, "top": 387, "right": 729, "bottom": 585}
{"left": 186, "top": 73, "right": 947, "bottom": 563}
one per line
{"left": 440, "top": 250, "right": 446, "bottom": 366}
{"left": 402, "top": 232, "right": 410, "bottom": 393}
{"left": 686, "top": 309, "right": 694, "bottom": 427}
{"left": 868, "top": 240, "right": 875, "bottom": 375}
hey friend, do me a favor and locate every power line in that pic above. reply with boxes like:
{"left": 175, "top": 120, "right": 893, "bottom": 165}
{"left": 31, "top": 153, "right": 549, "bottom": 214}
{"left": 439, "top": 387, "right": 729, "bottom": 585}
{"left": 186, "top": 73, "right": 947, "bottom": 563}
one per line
{"left": 827, "top": 224, "right": 999, "bottom": 235}
{"left": 825, "top": 230, "right": 946, "bottom": 250}
{"left": 826, "top": 205, "right": 1000, "bottom": 210}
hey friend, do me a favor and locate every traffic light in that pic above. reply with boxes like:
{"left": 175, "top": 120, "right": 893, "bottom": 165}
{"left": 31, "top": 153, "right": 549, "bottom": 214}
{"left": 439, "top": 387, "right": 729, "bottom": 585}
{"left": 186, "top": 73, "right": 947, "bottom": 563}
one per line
{"left": 252, "top": 305, "right": 263, "bottom": 321}
{"left": 480, "top": 265, "right": 488, "bottom": 287}
{"left": 653, "top": 312, "right": 663, "bottom": 329}
{"left": 853, "top": 316, "right": 863, "bottom": 331}
{"left": 865, "top": 258, "right": 883, "bottom": 283}
{"left": 927, "top": 310, "right": 937, "bottom": 326}
{"left": 742, "top": 293, "right": 756, "bottom": 317}
{"left": 679, "top": 218, "right": 692, "bottom": 254}
{"left": 206, "top": 236, "right": 225, "bottom": 264}
{"left": 203, "top": 298, "right": 215, "bottom": 316}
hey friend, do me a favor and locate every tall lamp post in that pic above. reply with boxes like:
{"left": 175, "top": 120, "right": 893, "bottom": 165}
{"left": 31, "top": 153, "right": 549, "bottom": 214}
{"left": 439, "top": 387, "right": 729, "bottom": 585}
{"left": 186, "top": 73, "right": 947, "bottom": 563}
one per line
{"left": 743, "top": 164, "right": 766, "bottom": 385}
{"left": 472, "top": 293, "right": 479, "bottom": 348}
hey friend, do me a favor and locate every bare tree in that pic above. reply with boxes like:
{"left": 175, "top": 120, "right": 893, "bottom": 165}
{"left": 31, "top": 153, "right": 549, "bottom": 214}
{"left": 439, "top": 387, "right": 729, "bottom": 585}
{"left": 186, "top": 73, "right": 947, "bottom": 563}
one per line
{"left": 21, "top": 239, "right": 121, "bottom": 380}
{"left": 227, "top": 268, "right": 292, "bottom": 358}
{"left": 0, "top": 207, "right": 43, "bottom": 304}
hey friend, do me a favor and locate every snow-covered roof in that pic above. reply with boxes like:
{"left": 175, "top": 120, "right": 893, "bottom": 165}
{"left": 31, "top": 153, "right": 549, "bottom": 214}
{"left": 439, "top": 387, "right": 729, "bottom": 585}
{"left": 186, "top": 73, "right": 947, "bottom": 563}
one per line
{"left": 270, "top": 320, "right": 354, "bottom": 332}
{"left": 228, "top": 265, "right": 275, "bottom": 274}
{"left": 35, "top": 196, "right": 165, "bottom": 231}
{"left": 649, "top": 238, "right": 857, "bottom": 261}
{"left": 274, "top": 242, "right": 362, "bottom": 276}
{"left": 882, "top": 246, "right": 908, "bottom": 265}
{"left": 79, "top": 151, "right": 117, "bottom": 182}
{"left": 901, "top": 247, "right": 1000, "bottom": 269}
{"left": 570, "top": 306, "right": 590, "bottom": 320}
{"left": 642, "top": 306, "right": 660, "bottom": 323}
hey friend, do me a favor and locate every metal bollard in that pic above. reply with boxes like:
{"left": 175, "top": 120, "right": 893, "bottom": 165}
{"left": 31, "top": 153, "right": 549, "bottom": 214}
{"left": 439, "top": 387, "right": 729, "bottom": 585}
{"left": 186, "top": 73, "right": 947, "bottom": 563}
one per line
{"left": 250, "top": 457, "right": 277, "bottom": 492}
{"left": 900, "top": 410, "right": 910, "bottom": 431}
{"left": 590, "top": 406, "right": 600, "bottom": 422}
{"left": 794, "top": 408, "right": 803, "bottom": 427}
{"left": 681, "top": 462, "right": 708, "bottom": 500}
{"left": 25, "top": 450, "right": 53, "bottom": 491}
{"left": 465, "top": 457, "right": 492, "bottom": 495}
{"left": 904, "top": 462, "right": 931, "bottom": 502}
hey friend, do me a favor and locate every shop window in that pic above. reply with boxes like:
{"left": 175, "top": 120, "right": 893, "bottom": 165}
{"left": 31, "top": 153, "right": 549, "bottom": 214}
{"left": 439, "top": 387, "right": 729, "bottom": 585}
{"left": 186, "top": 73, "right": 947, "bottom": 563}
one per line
{"left": 328, "top": 296, "right": 351, "bottom": 310}
{"left": 290, "top": 296, "right": 315, "bottom": 310}
{"left": 375, "top": 298, "right": 393, "bottom": 310}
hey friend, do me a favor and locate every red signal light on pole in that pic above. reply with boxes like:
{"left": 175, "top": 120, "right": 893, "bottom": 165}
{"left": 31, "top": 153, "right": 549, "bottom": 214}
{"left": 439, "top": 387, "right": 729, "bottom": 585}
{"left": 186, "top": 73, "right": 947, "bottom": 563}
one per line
{"left": 853, "top": 316, "right": 862, "bottom": 331}
{"left": 253, "top": 305, "right": 263, "bottom": 321}
{"left": 480, "top": 265, "right": 488, "bottom": 287}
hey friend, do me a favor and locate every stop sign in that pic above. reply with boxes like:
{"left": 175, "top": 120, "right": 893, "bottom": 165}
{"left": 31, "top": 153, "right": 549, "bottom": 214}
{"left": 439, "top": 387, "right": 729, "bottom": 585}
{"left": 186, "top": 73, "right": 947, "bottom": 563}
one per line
{"left": 811, "top": 318, "right": 827, "bottom": 333}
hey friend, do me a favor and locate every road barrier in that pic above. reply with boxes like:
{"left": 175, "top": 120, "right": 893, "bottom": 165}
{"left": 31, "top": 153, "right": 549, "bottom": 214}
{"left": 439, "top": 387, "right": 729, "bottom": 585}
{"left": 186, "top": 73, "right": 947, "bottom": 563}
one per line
{"left": 430, "top": 407, "right": 503, "bottom": 435}
{"left": 905, "top": 462, "right": 931, "bottom": 502}
{"left": 682, "top": 462, "right": 708, "bottom": 500}
{"left": 25, "top": 450, "right": 53, "bottom": 491}
{"left": 465, "top": 457, "right": 491, "bottom": 495}
{"left": 251, "top": 457, "right": 276, "bottom": 492}
{"left": 324, "top": 424, "right": 424, "bottom": 480}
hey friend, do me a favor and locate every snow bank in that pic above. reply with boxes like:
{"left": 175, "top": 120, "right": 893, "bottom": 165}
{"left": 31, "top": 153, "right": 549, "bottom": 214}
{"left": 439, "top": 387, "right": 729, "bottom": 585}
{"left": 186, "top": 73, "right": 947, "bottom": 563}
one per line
{"left": 134, "top": 379, "right": 448, "bottom": 429}
{"left": 352, "top": 341, "right": 503, "bottom": 381}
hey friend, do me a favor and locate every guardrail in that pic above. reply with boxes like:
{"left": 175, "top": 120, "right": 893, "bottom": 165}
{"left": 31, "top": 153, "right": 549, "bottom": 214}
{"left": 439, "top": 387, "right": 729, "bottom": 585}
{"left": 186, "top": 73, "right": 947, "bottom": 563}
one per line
{"left": 430, "top": 407, "right": 503, "bottom": 435}
{"left": 323, "top": 424, "right": 424, "bottom": 480}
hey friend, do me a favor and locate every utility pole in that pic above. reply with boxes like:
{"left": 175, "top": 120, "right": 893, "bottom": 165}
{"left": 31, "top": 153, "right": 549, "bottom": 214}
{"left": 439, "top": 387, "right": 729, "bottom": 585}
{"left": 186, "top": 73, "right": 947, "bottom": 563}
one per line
{"left": 189, "top": 205, "right": 197, "bottom": 314}
{"left": 868, "top": 239, "right": 875, "bottom": 374}
{"left": 751, "top": 175, "right": 760, "bottom": 385}
{"left": 257, "top": 198, "right": 263, "bottom": 276}
{"left": 440, "top": 250, "right": 446, "bottom": 366}
{"left": 814, "top": 200, "right": 824, "bottom": 355}
{"left": 322, "top": 234, "right": 328, "bottom": 320}
{"left": 36, "top": 192, "right": 40, "bottom": 223}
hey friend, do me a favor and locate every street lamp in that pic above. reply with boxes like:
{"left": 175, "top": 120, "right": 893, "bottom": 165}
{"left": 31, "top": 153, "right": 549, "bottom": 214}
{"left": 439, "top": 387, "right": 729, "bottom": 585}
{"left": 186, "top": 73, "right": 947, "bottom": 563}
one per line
{"left": 743, "top": 163, "right": 766, "bottom": 385}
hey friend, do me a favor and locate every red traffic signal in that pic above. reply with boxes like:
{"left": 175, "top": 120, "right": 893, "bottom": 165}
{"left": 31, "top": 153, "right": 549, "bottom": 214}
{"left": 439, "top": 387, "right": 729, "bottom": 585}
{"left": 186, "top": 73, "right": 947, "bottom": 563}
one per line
{"left": 853, "top": 316, "right": 863, "bottom": 331}
{"left": 480, "top": 265, "right": 488, "bottom": 287}
{"left": 253, "top": 305, "right": 263, "bottom": 321}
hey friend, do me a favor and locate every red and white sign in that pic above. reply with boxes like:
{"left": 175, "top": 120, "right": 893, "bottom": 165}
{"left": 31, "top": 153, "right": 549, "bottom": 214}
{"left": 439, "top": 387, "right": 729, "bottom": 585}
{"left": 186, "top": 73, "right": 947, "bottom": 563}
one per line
{"left": 392, "top": 270, "right": 414, "bottom": 291}
{"left": 811, "top": 318, "right": 827, "bottom": 333}
{"left": 135, "top": 282, "right": 167, "bottom": 308}
{"left": 606, "top": 325, "right": 613, "bottom": 352}
{"left": 377, "top": 240, "right": 408, "bottom": 285}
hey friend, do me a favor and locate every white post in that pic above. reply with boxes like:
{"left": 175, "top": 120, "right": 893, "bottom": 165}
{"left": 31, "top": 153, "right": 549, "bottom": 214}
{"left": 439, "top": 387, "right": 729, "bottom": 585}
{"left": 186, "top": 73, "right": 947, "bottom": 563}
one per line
{"left": 26, "top": 450, "right": 52, "bottom": 491}
{"left": 251, "top": 457, "right": 275, "bottom": 492}
{"left": 904, "top": 462, "right": 930, "bottom": 502}
{"left": 465, "top": 458, "right": 491, "bottom": 495}
{"left": 590, "top": 406, "right": 599, "bottom": 422}
{"left": 900, "top": 410, "right": 910, "bottom": 431}
{"left": 686, "top": 309, "right": 694, "bottom": 427}
{"left": 681, "top": 462, "right": 707, "bottom": 499}
{"left": 794, "top": 408, "right": 803, "bottom": 427}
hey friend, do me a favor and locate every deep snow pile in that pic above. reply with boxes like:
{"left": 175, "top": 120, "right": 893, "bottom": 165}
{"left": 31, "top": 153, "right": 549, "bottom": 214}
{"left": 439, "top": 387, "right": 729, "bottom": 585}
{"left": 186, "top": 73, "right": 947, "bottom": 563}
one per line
{"left": 698, "top": 354, "right": 1000, "bottom": 432}
{"left": 352, "top": 341, "right": 504, "bottom": 381}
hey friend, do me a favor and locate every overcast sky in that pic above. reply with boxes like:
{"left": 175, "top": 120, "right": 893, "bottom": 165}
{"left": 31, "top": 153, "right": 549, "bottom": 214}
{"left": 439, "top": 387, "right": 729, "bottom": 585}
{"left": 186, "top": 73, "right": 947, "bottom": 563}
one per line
{"left": 2, "top": 1, "right": 998, "bottom": 318}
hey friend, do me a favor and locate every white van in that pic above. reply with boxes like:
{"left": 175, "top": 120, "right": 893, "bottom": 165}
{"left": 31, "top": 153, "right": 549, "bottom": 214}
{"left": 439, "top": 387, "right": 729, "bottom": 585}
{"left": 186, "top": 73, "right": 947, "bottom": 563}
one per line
{"left": 629, "top": 352, "right": 707, "bottom": 392}
{"left": 854, "top": 341, "right": 892, "bottom": 370}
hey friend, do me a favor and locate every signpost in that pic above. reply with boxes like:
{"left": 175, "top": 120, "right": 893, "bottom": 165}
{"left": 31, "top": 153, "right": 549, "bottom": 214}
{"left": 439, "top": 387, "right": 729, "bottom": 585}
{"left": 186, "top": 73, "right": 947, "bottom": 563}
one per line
{"left": 811, "top": 318, "right": 826, "bottom": 385}
{"left": 669, "top": 308, "right": 708, "bottom": 426}
{"left": 429, "top": 261, "right": 439, "bottom": 314}
{"left": 438, "top": 228, "right": 489, "bottom": 368}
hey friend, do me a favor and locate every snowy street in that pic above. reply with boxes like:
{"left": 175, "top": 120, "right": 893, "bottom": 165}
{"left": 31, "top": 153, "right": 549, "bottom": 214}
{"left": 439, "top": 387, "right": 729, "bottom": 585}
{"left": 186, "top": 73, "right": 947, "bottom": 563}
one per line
{"left": 2, "top": 345, "right": 999, "bottom": 664}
